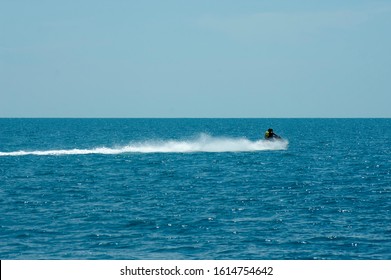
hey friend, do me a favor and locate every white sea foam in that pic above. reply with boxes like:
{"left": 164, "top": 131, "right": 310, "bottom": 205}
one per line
{"left": 0, "top": 134, "right": 288, "bottom": 156}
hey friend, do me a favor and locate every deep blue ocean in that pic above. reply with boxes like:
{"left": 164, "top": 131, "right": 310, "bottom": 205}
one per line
{"left": 1, "top": 118, "right": 390, "bottom": 260}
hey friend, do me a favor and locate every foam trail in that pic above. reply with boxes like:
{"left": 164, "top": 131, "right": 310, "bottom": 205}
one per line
{"left": 0, "top": 134, "right": 288, "bottom": 156}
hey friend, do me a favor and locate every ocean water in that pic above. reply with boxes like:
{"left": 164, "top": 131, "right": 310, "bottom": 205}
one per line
{"left": 0, "top": 118, "right": 390, "bottom": 260}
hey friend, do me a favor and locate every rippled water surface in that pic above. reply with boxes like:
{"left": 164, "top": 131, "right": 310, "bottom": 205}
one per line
{"left": 1, "top": 118, "right": 390, "bottom": 259}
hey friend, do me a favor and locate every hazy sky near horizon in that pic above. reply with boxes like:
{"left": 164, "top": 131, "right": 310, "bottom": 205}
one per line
{"left": 1, "top": 0, "right": 390, "bottom": 117}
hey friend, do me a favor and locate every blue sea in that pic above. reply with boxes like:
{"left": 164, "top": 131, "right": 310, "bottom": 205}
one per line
{"left": 1, "top": 118, "right": 390, "bottom": 260}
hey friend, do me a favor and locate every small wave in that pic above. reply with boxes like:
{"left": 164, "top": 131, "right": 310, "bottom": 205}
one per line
{"left": 0, "top": 134, "right": 288, "bottom": 156}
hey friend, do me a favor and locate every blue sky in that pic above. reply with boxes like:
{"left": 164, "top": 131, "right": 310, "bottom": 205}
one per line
{"left": 1, "top": 0, "right": 390, "bottom": 117}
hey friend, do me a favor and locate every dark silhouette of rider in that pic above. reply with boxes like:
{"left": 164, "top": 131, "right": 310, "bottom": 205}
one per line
{"left": 264, "top": 128, "right": 281, "bottom": 140}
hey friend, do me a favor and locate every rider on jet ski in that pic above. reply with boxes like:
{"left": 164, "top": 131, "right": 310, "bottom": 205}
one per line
{"left": 264, "top": 128, "right": 281, "bottom": 140}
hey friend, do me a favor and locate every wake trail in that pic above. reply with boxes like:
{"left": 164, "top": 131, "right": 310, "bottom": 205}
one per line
{"left": 0, "top": 134, "right": 288, "bottom": 156}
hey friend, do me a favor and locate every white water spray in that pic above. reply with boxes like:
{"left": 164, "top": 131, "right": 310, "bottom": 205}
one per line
{"left": 0, "top": 134, "right": 288, "bottom": 156}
